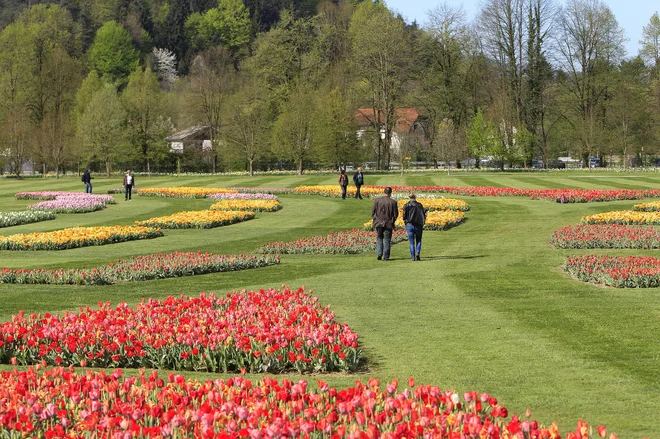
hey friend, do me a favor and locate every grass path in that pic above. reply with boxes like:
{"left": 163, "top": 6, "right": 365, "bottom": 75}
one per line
{"left": 0, "top": 172, "right": 659, "bottom": 436}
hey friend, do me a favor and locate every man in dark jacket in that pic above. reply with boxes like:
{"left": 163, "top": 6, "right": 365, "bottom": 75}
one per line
{"left": 352, "top": 167, "right": 364, "bottom": 199}
{"left": 403, "top": 193, "right": 427, "bottom": 261}
{"left": 81, "top": 170, "right": 92, "bottom": 194}
{"left": 123, "top": 170, "right": 135, "bottom": 201}
{"left": 371, "top": 186, "right": 398, "bottom": 261}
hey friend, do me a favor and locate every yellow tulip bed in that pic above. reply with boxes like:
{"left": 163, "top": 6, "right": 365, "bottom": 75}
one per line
{"left": 364, "top": 210, "right": 465, "bottom": 231}
{"left": 293, "top": 185, "right": 384, "bottom": 198}
{"left": 397, "top": 198, "right": 470, "bottom": 212}
{"left": 0, "top": 226, "right": 163, "bottom": 250}
{"left": 136, "top": 210, "right": 255, "bottom": 229}
{"left": 632, "top": 201, "right": 660, "bottom": 212}
{"left": 210, "top": 199, "right": 282, "bottom": 212}
{"left": 581, "top": 210, "right": 660, "bottom": 225}
{"left": 137, "top": 187, "right": 238, "bottom": 198}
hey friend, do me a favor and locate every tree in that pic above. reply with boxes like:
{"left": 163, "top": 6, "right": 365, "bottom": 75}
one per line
{"left": 152, "top": 47, "right": 178, "bottom": 87}
{"left": 122, "top": 67, "right": 168, "bottom": 174}
{"left": 555, "top": 0, "right": 625, "bottom": 166}
{"left": 313, "top": 87, "right": 358, "bottom": 169}
{"left": 640, "top": 12, "right": 660, "bottom": 73}
{"left": 221, "top": 76, "right": 273, "bottom": 176}
{"left": 271, "top": 84, "right": 316, "bottom": 175}
{"left": 348, "top": 1, "right": 409, "bottom": 170}
{"left": 466, "top": 108, "right": 497, "bottom": 168}
{"left": 188, "top": 47, "right": 236, "bottom": 173}
{"left": 79, "top": 86, "right": 126, "bottom": 176}
{"left": 88, "top": 21, "right": 140, "bottom": 87}
{"left": 196, "top": 0, "right": 251, "bottom": 49}
{"left": 431, "top": 118, "right": 464, "bottom": 169}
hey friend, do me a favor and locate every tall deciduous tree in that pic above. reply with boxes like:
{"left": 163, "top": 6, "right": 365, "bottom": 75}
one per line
{"left": 79, "top": 86, "right": 126, "bottom": 176}
{"left": 88, "top": 21, "right": 140, "bottom": 87}
{"left": 122, "top": 67, "right": 169, "bottom": 173}
{"left": 271, "top": 83, "right": 316, "bottom": 175}
{"left": 640, "top": 12, "right": 660, "bottom": 73}
{"left": 348, "top": 1, "right": 409, "bottom": 170}
{"left": 313, "top": 86, "right": 358, "bottom": 169}
{"left": 555, "top": 0, "right": 625, "bottom": 166}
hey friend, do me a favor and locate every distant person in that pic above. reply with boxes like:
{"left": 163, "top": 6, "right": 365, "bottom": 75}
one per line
{"left": 81, "top": 170, "right": 92, "bottom": 194}
{"left": 123, "top": 170, "right": 135, "bottom": 201}
{"left": 353, "top": 167, "right": 364, "bottom": 200}
{"left": 371, "top": 186, "right": 398, "bottom": 261}
{"left": 338, "top": 168, "right": 349, "bottom": 200}
{"left": 403, "top": 193, "right": 427, "bottom": 261}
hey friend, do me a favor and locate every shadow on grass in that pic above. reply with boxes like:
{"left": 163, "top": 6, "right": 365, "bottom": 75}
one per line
{"left": 385, "top": 255, "right": 487, "bottom": 261}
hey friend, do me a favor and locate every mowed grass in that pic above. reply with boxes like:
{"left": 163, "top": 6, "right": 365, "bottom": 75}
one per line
{"left": 1, "top": 172, "right": 660, "bottom": 437}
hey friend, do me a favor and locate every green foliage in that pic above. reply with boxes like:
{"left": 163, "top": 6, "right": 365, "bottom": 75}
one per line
{"left": 186, "top": 0, "right": 250, "bottom": 51}
{"left": 466, "top": 109, "right": 497, "bottom": 164}
{"left": 313, "top": 87, "right": 358, "bottom": 167}
{"left": 88, "top": 21, "right": 139, "bottom": 87}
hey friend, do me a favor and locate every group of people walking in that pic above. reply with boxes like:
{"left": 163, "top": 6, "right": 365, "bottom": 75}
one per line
{"left": 338, "top": 167, "right": 365, "bottom": 200}
{"left": 339, "top": 167, "right": 428, "bottom": 261}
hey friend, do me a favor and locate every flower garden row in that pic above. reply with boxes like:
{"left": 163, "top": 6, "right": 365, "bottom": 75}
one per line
{"left": 0, "top": 366, "right": 613, "bottom": 439}
{"left": 107, "top": 184, "right": 660, "bottom": 203}
{"left": 259, "top": 229, "right": 409, "bottom": 254}
{"left": 17, "top": 192, "right": 116, "bottom": 213}
{"left": 0, "top": 252, "right": 279, "bottom": 285}
{"left": 554, "top": 202, "right": 660, "bottom": 287}
{"left": 0, "top": 287, "right": 360, "bottom": 373}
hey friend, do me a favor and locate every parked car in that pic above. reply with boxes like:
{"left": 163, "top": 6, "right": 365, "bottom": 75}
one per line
{"left": 547, "top": 159, "right": 566, "bottom": 169}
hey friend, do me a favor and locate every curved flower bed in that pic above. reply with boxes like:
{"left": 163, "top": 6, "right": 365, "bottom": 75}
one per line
{"left": 230, "top": 186, "right": 294, "bottom": 194}
{"left": 0, "top": 287, "right": 361, "bottom": 373}
{"left": 0, "top": 252, "right": 280, "bottom": 285}
{"left": 293, "top": 185, "right": 660, "bottom": 203}
{"left": 633, "top": 201, "right": 660, "bottom": 212}
{"left": 397, "top": 198, "right": 470, "bottom": 212}
{"left": 565, "top": 255, "right": 660, "bottom": 288}
{"left": 0, "top": 226, "right": 162, "bottom": 250}
{"left": 107, "top": 187, "right": 140, "bottom": 194}
{"left": 16, "top": 192, "right": 116, "bottom": 213}
{"left": 258, "top": 229, "right": 408, "bottom": 254}
{"left": 552, "top": 224, "right": 660, "bottom": 249}
{"left": 210, "top": 199, "right": 282, "bottom": 212}
{"left": 208, "top": 192, "right": 278, "bottom": 201}
{"left": 581, "top": 210, "right": 660, "bottom": 225}
{"left": 364, "top": 210, "right": 465, "bottom": 231}
{"left": 137, "top": 187, "right": 237, "bottom": 198}
{"left": 136, "top": 210, "right": 254, "bottom": 229}
{"left": 0, "top": 211, "right": 55, "bottom": 228}
{"left": 0, "top": 368, "right": 614, "bottom": 439}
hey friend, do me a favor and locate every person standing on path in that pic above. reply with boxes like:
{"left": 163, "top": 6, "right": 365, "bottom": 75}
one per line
{"left": 353, "top": 167, "right": 364, "bottom": 199}
{"left": 338, "top": 168, "right": 349, "bottom": 200}
{"left": 371, "top": 186, "right": 398, "bottom": 261}
{"left": 403, "top": 193, "right": 427, "bottom": 261}
{"left": 123, "top": 170, "right": 135, "bottom": 201}
{"left": 81, "top": 170, "right": 92, "bottom": 194}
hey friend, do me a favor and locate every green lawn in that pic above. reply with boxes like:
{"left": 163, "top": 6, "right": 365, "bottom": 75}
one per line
{"left": 1, "top": 172, "right": 659, "bottom": 437}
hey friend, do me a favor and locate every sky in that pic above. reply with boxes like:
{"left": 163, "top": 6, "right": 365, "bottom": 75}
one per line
{"left": 385, "top": 0, "right": 658, "bottom": 58}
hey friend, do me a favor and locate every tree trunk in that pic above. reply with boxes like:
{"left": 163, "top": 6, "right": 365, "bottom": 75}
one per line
{"left": 297, "top": 159, "right": 303, "bottom": 176}
{"left": 106, "top": 159, "right": 111, "bottom": 177}
{"left": 249, "top": 159, "right": 254, "bottom": 177}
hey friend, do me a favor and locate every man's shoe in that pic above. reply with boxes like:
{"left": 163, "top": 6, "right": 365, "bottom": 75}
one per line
{"left": 377, "top": 255, "right": 382, "bottom": 260}
{"left": 415, "top": 255, "right": 421, "bottom": 261}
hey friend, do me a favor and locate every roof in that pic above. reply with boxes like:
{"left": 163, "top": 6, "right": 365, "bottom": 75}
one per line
{"left": 166, "top": 125, "right": 210, "bottom": 142}
{"left": 354, "top": 108, "right": 420, "bottom": 133}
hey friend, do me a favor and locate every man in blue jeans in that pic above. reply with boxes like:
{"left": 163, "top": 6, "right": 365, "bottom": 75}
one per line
{"left": 371, "top": 187, "right": 398, "bottom": 261}
{"left": 403, "top": 193, "right": 427, "bottom": 261}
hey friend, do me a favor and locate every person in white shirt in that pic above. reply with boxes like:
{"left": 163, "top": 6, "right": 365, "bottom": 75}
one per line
{"left": 123, "top": 170, "right": 135, "bottom": 201}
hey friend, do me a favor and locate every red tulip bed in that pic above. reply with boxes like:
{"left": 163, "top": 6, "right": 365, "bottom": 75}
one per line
{"left": 0, "top": 252, "right": 279, "bottom": 285}
{"left": 258, "top": 229, "right": 408, "bottom": 254}
{"left": 551, "top": 224, "right": 660, "bottom": 249}
{"left": 294, "top": 185, "right": 660, "bottom": 203}
{"left": 0, "top": 287, "right": 361, "bottom": 373}
{"left": 0, "top": 367, "right": 613, "bottom": 439}
{"left": 565, "top": 255, "right": 660, "bottom": 288}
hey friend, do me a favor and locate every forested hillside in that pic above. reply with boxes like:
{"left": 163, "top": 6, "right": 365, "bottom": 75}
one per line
{"left": 0, "top": 0, "right": 659, "bottom": 176}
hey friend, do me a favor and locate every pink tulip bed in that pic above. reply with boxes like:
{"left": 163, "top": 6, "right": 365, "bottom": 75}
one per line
{"left": 0, "top": 367, "right": 614, "bottom": 439}
{"left": 0, "top": 287, "right": 361, "bottom": 373}
{"left": 16, "top": 192, "right": 116, "bottom": 213}
{"left": 0, "top": 252, "right": 279, "bottom": 285}
{"left": 230, "top": 187, "right": 295, "bottom": 194}
{"left": 258, "top": 229, "right": 408, "bottom": 254}
{"left": 551, "top": 224, "right": 660, "bottom": 249}
{"left": 565, "top": 255, "right": 660, "bottom": 288}
{"left": 208, "top": 193, "right": 279, "bottom": 201}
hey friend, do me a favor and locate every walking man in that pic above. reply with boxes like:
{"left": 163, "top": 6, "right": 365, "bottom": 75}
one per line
{"left": 81, "top": 170, "right": 92, "bottom": 194}
{"left": 403, "top": 193, "right": 427, "bottom": 261}
{"left": 353, "top": 167, "right": 364, "bottom": 199}
{"left": 123, "top": 170, "right": 135, "bottom": 201}
{"left": 371, "top": 187, "right": 398, "bottom": 261}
